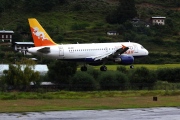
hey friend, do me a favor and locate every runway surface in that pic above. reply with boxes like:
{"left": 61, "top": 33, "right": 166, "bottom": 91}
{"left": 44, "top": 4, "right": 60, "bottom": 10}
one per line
{"left": 0, "top": 107, "right": 180, "bottom": 120}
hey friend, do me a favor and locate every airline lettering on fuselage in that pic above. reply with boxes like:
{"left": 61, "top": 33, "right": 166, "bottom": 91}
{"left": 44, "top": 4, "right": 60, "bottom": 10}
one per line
{"left": 124, "top": 50, "right": 134, "bottom": 54}
{"left": 68, "top": 47, "right": 74, "bottom": 49}
{"left": 124, "top": 46, "right": 134, "bottom": 54}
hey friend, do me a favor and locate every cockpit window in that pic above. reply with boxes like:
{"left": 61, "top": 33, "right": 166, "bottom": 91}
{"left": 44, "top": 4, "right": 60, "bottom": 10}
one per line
{"left": 141, "top": 46, "right": 145, "bottom": 49}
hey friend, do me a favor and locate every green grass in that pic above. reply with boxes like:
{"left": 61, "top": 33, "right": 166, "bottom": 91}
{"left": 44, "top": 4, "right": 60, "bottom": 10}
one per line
{"left": 0, "top": 90, "right": 180, "bottom": 112}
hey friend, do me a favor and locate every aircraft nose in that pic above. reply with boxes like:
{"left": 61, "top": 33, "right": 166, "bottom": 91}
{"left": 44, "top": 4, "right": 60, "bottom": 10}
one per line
{"left": 145, "top": 49, "right": 149, "bottom": 55}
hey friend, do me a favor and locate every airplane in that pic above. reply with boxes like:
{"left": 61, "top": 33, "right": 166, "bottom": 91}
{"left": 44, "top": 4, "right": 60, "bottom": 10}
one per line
{"left": 27, "top": 18, "right": 149, "bottom": 71}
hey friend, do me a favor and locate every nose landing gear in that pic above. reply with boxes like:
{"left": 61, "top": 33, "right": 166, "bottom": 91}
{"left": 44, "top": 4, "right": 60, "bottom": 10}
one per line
{"left": 81, "top": 66, "right": 87, "bottom": 71}
{"left": 100, "top": 65, "right": 107, "bottom": 71}
{"left": 130, "top": 65, "right": 134, "bottom": 69}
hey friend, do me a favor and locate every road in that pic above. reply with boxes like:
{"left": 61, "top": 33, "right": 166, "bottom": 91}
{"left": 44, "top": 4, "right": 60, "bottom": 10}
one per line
{"left": 0, "top": 107, "right": 180, "bottom": 120}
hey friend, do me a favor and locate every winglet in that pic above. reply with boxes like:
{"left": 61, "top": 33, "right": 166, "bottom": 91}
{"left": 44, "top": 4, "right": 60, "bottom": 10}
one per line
{"left": 122, "top": 44, "right": 126, "bottom": 49}
{"left": 119, "top": 44, "right": 129, "bottom": 54}
{"left": 28, "top": 18, "right": 57, "bottom": 47}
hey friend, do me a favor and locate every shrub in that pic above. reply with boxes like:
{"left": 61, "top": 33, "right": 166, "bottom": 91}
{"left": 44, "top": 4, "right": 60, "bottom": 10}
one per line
{"left": 157, "top": 68, "right": 180, "bottom": 83}
{"left": 117, "top": 66, "right": 127, "bottom": 74}
{"left": 47, "top": 61, "right": 77, "bottom": 89}
{"left": 129, "top": 67, "right": 157, "bottom": 90}
{"left": 70, "top": 72, "right": 97, "bottom": 91}
{"left": 71, "top": 23, "right": 90, "bottom": 30}
{"left": 87, "top": 67, "right": 100, "bottom": 80}
{"left": 98, "top": 71, "right": 128, "bottom": 90}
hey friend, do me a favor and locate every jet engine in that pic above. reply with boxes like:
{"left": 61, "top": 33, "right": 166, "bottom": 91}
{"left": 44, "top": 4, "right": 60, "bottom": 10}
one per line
{"left": 114, "top": 54, "right": 134, "bottom": 65}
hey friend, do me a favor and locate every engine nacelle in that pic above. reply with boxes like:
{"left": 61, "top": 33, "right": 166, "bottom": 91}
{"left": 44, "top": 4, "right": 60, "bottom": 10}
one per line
{"left": 114, "top": 54, "right": 134, "bottom": 65}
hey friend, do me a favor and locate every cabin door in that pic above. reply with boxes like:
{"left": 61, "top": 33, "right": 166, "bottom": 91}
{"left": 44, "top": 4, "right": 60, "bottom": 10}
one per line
{"left": 59, "top": 47, "right": 64, "bottom": 56}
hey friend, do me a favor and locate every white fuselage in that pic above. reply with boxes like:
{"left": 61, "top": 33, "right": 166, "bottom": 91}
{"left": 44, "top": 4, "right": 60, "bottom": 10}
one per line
{"left": 28, "top": 42, "right": 148, "bottom": 61}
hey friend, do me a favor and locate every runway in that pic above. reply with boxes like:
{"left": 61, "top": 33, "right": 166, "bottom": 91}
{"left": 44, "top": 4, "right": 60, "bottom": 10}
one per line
{"left": 0, "top": 107, "right": 180, "bottom": 120}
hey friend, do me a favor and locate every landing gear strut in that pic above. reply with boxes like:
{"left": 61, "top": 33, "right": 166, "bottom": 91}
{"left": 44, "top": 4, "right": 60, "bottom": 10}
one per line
{"left": 100, "top": 65, "right": 107, "bottom": 71}
{"left": 81, "top": 66, "right": 87, "bottom": 71}
{"left": 130, "top": 65, "right": 134, "bottom": 69}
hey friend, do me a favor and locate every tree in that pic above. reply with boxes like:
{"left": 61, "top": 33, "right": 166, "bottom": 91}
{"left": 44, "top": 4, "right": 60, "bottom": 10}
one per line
{"left": 54, "top": 34, "right": 64, "bottom": 43}
{"left": 106, "top": 0, "right": 137, "bottom": 24}
{"left": 130, "top": 67, "right": 157, "bottom": 90}
{"left": 117, "top": 0, "right": 137, "bottom": 24}
{"left": 98, "top": 71, "right": 128, "bottom": 90}
{"left": 24, "top": 0, "right": 58, "bottom": 12}
{"left": 106, "top": 9, "right": 119, "bottom": 24}
{"left": 47, "top": 60, "right": 77, "bottom": 89}
{"left": 0, "top": 0, "right": 16, "bottom": 13}
{"left": 157, "top": 68, "right": 180, "bottom": 83}
{"left": 1, "top": 58, "right": 41, "bottom": 91}
{"left": 70, "top": 72, "right": 97, "bottom": 91}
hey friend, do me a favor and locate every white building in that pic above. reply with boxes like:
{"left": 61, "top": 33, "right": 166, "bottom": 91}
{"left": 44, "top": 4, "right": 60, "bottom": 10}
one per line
{"left": 107, "top": 31, "right": 119, "bottom": 35}
{"left": 14, "top": 42, "right": 34, "bottom": 55}
{"left": 0, "top": 64, "right": 48, "bottom": 76}
{"left": 151, "top": 17, "right": 166, "bottom": 25}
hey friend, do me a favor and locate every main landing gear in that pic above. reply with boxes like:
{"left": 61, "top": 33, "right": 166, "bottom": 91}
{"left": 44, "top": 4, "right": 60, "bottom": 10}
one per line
{"left": 81, "top": 65, "right": 133, "bottom": 71}
{"left": 81, "top": 66, "right": 87, "bottom": 71}
{"left": 100, "top": 65, "right": 107, "bottom": 71}
{"left": 80, "top": 65, "right": 107, "bottom": 71}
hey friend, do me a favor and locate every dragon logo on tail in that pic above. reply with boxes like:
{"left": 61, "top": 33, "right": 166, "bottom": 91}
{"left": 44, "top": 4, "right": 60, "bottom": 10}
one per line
{"left": 32, "top": 27, "right": 48, "bottom": 41}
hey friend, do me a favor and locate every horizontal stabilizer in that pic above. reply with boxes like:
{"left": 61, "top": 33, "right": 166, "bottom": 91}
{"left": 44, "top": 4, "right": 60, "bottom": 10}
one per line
{"left": 37, "top": 47, "right": 50, "bottom": 53}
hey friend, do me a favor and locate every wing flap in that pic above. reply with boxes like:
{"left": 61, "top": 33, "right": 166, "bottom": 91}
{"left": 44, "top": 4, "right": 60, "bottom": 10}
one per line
{"left": 86, "top": 52, "right": 114, "bottom": 61}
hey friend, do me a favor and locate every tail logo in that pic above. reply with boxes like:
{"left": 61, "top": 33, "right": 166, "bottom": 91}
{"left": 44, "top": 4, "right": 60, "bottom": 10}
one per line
{"left": 32, "top": 27, "right": 48, "bottom": 41}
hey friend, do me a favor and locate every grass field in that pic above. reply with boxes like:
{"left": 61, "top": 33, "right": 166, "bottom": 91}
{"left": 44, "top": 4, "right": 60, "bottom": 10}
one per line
{"left": 0, "top": 90, "right": 180, "bottom": 112}
{"left": 1, "top": 64, "right": 180, "bottom": 113}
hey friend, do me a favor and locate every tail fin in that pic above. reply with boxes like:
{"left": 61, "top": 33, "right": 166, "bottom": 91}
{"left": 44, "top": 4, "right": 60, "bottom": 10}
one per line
{"left": 28, "top": 18, "right": 57, "bottom": 47}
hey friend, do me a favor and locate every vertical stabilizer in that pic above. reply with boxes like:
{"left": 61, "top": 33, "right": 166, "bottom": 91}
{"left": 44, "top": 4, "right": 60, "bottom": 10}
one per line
{"left": 28, "top": 18, "right": 57, "bottom": 46}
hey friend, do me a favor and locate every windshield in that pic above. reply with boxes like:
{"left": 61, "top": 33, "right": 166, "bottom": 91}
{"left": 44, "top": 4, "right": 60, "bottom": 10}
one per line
{"left": 141, "top": 46, "right": 145, "bottom": 49}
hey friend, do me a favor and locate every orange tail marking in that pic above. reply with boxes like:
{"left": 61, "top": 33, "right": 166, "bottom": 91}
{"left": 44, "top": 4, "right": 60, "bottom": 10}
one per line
{"left": 28, "top": 18, "right": 57, "bottom": 47}
{"left": 122, "top": 44, "right": 126, "bottom": 49}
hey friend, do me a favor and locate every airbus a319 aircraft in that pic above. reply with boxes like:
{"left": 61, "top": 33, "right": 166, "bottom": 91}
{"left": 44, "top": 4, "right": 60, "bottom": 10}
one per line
{"left": 27, "top": 18, "right": 148, "bottom": 71}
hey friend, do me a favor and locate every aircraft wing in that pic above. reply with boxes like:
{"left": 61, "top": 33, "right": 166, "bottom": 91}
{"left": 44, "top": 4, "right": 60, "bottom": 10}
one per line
{"left": 37, "top": 47, "right": 50, "bottom": 53}
{"left": 88, "top": 45, "right": 129, "bottom": 61}
{"left": 111, "top": 45, "right": 129, "bottom": 57}
{"left": 94, "top": 52, "right": 114, "bottom": 61}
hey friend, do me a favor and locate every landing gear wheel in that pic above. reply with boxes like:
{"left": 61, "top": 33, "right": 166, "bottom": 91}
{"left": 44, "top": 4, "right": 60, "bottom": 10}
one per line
{"left": 100, "top": 66, "right": 107, "bottom": 71}
{"left": 130, "top": 65, "right": 134, "bottom": 69}
{"left": 81, "top": 66, "right": 87, "bottom": 71}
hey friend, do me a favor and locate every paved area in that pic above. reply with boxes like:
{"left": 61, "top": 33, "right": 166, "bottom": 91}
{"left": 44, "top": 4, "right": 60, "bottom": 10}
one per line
{"left": 0, "top": 107, "right": 180, "bottom": 120}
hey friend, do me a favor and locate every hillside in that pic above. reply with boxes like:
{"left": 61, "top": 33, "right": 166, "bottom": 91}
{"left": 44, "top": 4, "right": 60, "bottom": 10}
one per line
{"left": 0, "top": 0, "right": 180, "bottom": 64}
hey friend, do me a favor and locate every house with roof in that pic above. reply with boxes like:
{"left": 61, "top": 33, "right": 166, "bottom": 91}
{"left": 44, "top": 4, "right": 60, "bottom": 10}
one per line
{"left": 0, "top": 30, "right": 14, "bottom": 42}
{"left": 131, "top": 18, "right": 150, "bottom": 27}
{"left": 151, "top": 16, "right": 166, "bottom": 25}
{"left": 107, "top": 31, "right": 119, "bottom": 35}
